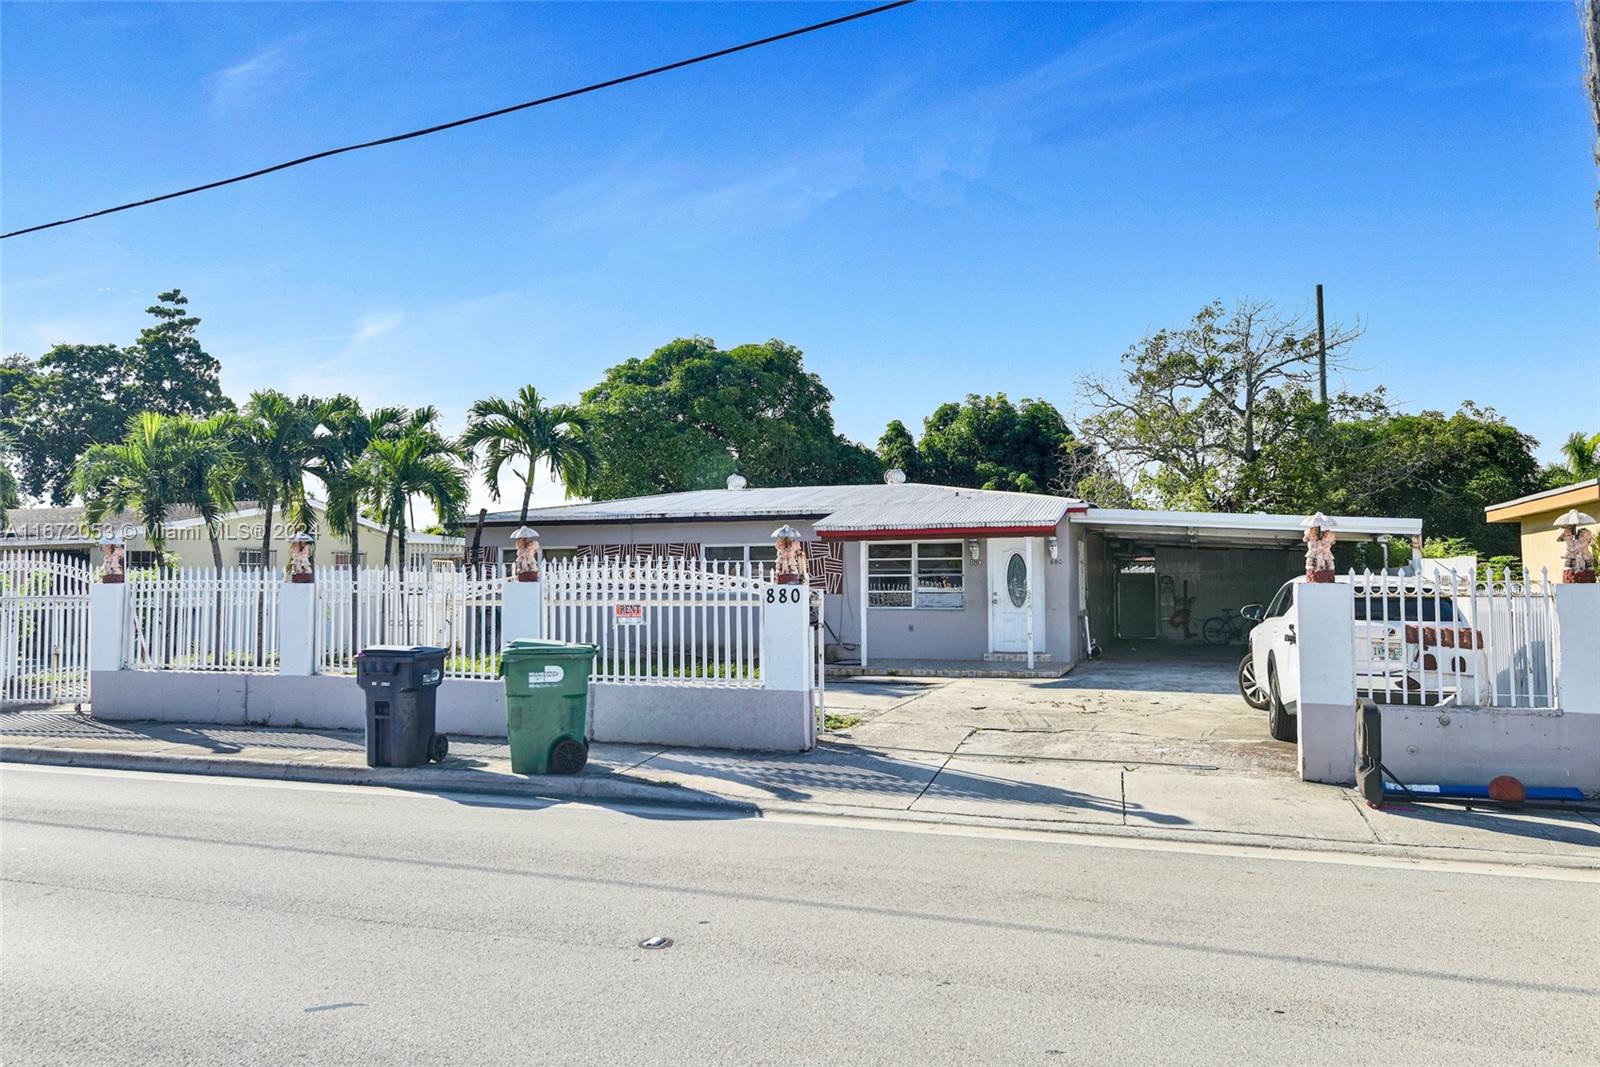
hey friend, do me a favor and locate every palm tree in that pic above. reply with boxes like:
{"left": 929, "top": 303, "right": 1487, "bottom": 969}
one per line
{"left": 309, "top": 396, "right": 406, "bottom": 653}
{"left": 363, "top": 426, "right": 467, "bottom": 630}
{"left": 233, "top": 391, "right": 319, "bottom": 648}
{"left": 167, "top": 413, "right": 241, "bottom": 574}
{"left": 74, "top": 412, "right": 184, "bottom": 558}
{"left": 76, "top": 412, "right": 242, "bottom": 657}
{"left": 461, "top": 386, "right": 596, "bottom": 524}
{"left": 1559, "top": 431, "right": 1600, "bottom": 482}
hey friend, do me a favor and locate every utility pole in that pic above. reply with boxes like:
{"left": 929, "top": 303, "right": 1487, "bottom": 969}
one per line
{"left": 1315, "top": 284, "right": 1328, "bottom": 412}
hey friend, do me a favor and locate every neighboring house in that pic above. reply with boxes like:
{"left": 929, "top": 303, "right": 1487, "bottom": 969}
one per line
{"left": 0, "top": 499, "right": 464, "bottom": 573}
{"left": 475, "top": 472, "right": 1422, "bottom": 668}
{"left": 1485, "top": 478, "right": 1600, "bottom": 577}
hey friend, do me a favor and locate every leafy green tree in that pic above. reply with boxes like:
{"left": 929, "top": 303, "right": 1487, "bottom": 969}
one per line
{"left": 875, "top": 420, "right": 921, "bottom": 479}
{"left": 1262, "top": 402, "right": 1542, "bottom": 559}
{"left": 461, "top": 385, "right": 596, "bottom": 522}
{"left": 1077, "top": 299, "right": 1364, "bottom": 510}
{"left": 7, "top": 292, "right": 230, "bottom": 503}
{"left": 579, "top": 337, "right": 878, "bottom": 499}
{"left": 915, "top": 394, "right": 1094, "bottom": 495}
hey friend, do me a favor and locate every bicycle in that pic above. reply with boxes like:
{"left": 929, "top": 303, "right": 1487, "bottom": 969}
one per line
{"left": 1202, "top": 606, "right": 1256, "bottom": 646}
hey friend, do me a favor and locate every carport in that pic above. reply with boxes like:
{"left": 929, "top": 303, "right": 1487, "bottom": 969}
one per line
{"left": 1071, "top": 509, "right": 1424, "bottom": 651}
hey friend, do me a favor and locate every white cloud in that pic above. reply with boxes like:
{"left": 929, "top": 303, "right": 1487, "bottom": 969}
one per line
{"left": 208, "top": 39, "right": 302, "bottom": 115}
{"left": 353, "top": 312, "right": 403, "bottom": 343}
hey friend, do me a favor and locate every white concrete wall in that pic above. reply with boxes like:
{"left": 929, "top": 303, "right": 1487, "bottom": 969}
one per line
{"left": 91, "top": 671, "right": 508, "bottom": 736}
{"left": 1294, "top": 582, "right": 1358, "bottom": 785}
{"left": 1377, "top": 705, "right": 1600, "bottom": 793}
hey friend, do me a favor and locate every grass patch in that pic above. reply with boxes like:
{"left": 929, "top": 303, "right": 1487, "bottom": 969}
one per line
{"left": 824, "top": 713, "right": 863, "bottom": 732}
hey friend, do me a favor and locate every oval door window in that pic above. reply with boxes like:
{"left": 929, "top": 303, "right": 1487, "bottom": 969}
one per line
{"left": 1006, "top": 553, "right": 1027, "bottom": 607}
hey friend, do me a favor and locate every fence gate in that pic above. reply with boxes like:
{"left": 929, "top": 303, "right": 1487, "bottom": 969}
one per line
{"left": 0, "top": 552, "right": 92, "bottom": 707}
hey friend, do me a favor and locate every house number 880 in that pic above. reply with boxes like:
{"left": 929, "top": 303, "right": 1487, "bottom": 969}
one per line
{"left": 766, "top": 588, "right": 800, "bottom": 604}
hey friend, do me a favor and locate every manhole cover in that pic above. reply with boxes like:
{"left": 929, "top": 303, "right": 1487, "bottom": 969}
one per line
{"left": 638, "top": 936, "right": 673, "bottom": 950}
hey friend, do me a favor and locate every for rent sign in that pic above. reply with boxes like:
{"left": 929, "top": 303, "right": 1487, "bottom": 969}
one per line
{"left": 614, "top": 603, "right": 645, "bottom": 627}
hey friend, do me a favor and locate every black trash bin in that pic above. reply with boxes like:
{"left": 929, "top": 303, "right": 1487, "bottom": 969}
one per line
{"left": 356, "top": 645, "right": 449, "bottom": 767}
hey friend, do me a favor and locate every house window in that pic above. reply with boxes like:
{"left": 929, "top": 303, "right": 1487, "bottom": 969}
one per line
{"left": 333, "top": 551, "right": 366, "bottom": 568}
{"left": 237, "top": 549, "right": 277, "bottom": 570}
{"left": 703, "top": 544, "right": 778, "bottom": 577}
{"left": 128, "top": 550, "right": 161, "bottom": 570}
{"left": 868, "top": 542, "right": 964, "bottom": 609}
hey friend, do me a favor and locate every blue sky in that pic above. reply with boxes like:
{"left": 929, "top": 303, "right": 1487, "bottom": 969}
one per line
{"left": 2, "top": 1, "right": 1595, "bottom": 510}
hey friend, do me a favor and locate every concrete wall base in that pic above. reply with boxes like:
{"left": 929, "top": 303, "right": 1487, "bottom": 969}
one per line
{"left": 1377, "top": 704, "right": 1600, "bottom": 794}
{"left": 91, "top": 672, "right": 813, "bottom": 751}
{"left": 591, "top": 684, "right": 811, "bottom": 752}
{"left": 92, "top": 671, "right": 508, "bottom": 737}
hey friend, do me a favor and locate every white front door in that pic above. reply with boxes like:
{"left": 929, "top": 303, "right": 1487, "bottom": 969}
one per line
{"left": 988, "top": 538, "right": 1036, "bottom": 653}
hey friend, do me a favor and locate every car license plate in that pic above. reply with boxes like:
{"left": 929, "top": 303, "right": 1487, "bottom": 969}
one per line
{"left": 1371, "top": 640, "right": 1403, "bottom": 662}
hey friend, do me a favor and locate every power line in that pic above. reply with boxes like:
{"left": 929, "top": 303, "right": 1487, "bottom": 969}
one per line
{"left": 2, "top": 0, "right": 917, "bottom": 240}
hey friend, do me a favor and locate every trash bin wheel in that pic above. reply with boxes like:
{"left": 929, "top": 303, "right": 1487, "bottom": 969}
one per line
{"left": 550, "top": 738, "right": 588, "bottom": 775}
{"left": 428, "top": 733, "right": 449, "bottom": 763}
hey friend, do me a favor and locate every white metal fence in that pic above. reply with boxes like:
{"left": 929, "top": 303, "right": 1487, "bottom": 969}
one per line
{"left": 1351, "top": 567, "right": 1558, "bottom": 709}
{"left": 316, "top": 568, "right": 504, "bottom": 680}
{"left": 541, "top": 558, "right": 766, "bottom": 687}
{"left": 0, "top": 551, "right": 91, "bottom": 706}
{"left": 125, "top": 567, "right": 281, "bottom": 673}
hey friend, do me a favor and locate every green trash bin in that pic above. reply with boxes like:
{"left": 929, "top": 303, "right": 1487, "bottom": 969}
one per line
{"left": 499, "top": 639, "right": 597, "bottom": 774}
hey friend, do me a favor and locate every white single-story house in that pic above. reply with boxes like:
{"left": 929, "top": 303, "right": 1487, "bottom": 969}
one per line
{"left": 475, "top": 473, "right": 1423, "bottom": 671}
{"left": 1, "top": 499, "right": 464, "bottom": 573}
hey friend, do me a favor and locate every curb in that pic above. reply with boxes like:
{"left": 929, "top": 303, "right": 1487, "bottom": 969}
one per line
{"left": 5, "top": 743, "right": 1596, "bottom": 874}
{"left": 0, "top": 744, "right": 759, "bottom": 814}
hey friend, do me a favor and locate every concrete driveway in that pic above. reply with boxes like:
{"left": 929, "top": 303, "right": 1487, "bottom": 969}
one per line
{"left": 825, "top": 645, "right": 1293, "bottom": 776}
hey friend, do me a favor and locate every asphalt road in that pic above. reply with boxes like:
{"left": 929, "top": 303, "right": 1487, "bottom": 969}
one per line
{"left": 3, "top": 766, "right": 1596, "bottom": 1066}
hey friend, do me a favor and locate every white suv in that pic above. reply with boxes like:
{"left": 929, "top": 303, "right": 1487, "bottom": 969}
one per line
{"left": 1237, "top": 576, "right": 1464, "bottom": 742}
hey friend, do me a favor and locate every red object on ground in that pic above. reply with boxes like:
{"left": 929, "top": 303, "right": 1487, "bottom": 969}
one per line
{"left": 1488, "top": 775, "right": 1526, "bottom": 804}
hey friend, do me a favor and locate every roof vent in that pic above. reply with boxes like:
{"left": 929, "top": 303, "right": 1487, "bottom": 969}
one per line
{"left": 727, "top": 473, "right": 748, "bottom": 490}
{"left": 884, "top": 468, "right": 906, "bottom": 485}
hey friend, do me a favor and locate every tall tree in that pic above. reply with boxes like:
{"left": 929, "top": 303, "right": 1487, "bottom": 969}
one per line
{"left": 912, "top": 394, "right": 1094, "bottom": 495}
{"left": 1556, "top": 430, "right": 1600, "bottom": 483}
{"left": 8, "top": 293, "right": 230, "bottom": 503}
{"left": 73, "top": 413, "right": 187, "bottom": 557}
{"left": 363, "top": 427, "right": 467, "bottom": 625}
{"left": 579, "top": 337, "right": 878, "bottom": 499}
{"left": 234, "top": 391, "right": 318, "bottom": 649}
{"left": 309, "top": 396, "right": 406, "bottom": 652}
{"left": 875, "top": 420, "right": 921, "bottom": 479}
{"left": 461, "top": 385, "right": 596, "bottom": 523}
{"left": 1076, "top": 299, "right": 1366, "bottom": 510}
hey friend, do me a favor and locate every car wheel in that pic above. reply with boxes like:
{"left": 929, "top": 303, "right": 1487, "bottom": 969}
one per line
{"left": 1238, "top": 654, "right": 1270, "bottom": 710}
{"left": 1267, "top": 658, "right": 1298, "bottom": 743}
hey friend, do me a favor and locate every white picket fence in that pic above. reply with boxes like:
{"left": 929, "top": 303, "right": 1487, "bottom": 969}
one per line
{"left": 125, "top": 567, "right": 281, "bottom": 673}
{"left": 316, "top": 568, "right": 503, "bottom": 680}
{"left": 1351, "top": 567, "right": 1559, "bottom": 709}
{"left": 0, "top": 551, "right": 91, "bottom": 706}
{"left": 541, "top": 558, "right": 766, "bottom": 687}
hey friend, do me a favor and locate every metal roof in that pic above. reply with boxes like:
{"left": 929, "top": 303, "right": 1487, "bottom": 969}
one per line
{"left": 1073, "top": 508, "right": 1422, "bottom": 546}
{"left": 487, "top": 483, "right": 1082, "bottom": 534}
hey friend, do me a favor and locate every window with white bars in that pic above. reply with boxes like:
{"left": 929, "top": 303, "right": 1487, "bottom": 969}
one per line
{"left": 236, "top": 549, "right": 278, "bottom": 570}
{"left": 703, "top": 544, "right": 778, "bottom": 577}
{"left": 868, "top": 542, "right": 964, "bottom": 609}
{"left": 333, "top": 551, "right": 367, "bottom": 568}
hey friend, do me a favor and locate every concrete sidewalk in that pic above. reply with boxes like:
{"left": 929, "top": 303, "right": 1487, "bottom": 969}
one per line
{"left": 3, "top": 707, "right": 1597, "bottom": 869}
